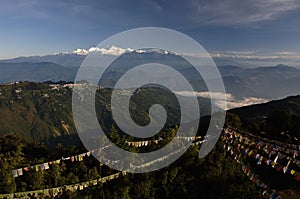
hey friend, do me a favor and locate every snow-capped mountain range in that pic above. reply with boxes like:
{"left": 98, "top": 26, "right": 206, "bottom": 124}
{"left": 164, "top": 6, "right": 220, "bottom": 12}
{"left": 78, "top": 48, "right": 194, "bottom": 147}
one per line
{"left": 1, "top": 46, "right": 300, "bottom": 102}
{"left": 71, "top": 46, "right": 136, "bottom": 56}
{"left": 67, "top": 46, "right": 170, "bottom": 56}
{"left": 0, "top": 46, "right": 173, "bottom": 68}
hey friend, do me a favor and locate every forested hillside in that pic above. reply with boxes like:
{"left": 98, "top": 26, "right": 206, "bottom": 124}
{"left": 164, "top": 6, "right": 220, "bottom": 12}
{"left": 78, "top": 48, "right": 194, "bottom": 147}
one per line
{"left": 0, "top": 130, "right": 261, "bottom": 198}
{"left": 1, "top": 82, "right": 300, "bottom": 198}
{"left": 0, "top": 81, "right": 210, "bottom": 147}
{"left": 228, "top": 95, "right": 300, "bottom": 144}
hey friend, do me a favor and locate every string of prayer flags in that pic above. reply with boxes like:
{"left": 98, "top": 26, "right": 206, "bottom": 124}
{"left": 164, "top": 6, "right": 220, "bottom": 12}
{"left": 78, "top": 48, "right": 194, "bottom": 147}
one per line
{"left": 223, "top": 127, "right": 300, "bottom": 182}
{"left": 11, "top": 150, "right": 101, "bottom": 178}
{"left": 3, "top": 172, "right": 127, "bottom": 198}
{"left": 10, "top": 134, "right": 221, "bottom": 178}
{"left": 223, "top": 131, "right": 281, "bottom": 198}
{"left": 125, "top": 136, "right": 202, "bottom": 148}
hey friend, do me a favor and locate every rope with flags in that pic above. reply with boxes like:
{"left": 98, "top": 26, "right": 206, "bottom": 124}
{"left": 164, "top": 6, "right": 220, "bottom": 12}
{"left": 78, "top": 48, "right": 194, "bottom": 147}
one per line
{"left": 5, "top": 129, "right": 298, "bottom": 198}
{"left": 10, "top": 136, "right": 205, "bottom": 178}
{"left": 222, "top": 127, "right": 300, "bottom": 199}
{"left": 222, "top": 127, "right": 300, "bottom": 180}
{"left": 0, "top": 172, "right": 127, "bottom": 198}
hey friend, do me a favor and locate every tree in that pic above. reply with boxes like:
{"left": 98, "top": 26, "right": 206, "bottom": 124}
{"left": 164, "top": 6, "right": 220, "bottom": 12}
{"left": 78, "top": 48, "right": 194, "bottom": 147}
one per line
{"left": 88, "top": 167, "right": 100, "bottom": 180}
{"left": 0, "top": 158, "right": 16, "bottom": 193}
{"left": 266, "top": 110, "right": 291, "bottom": 134}
{"left": 26, "top": 170, "right": 45, "bottom": 190}
{"left": 225, "top": 113, "right": 242, "bottom": 129}
{"left": 48, "top": 163, "right": 65, "bottom": 187}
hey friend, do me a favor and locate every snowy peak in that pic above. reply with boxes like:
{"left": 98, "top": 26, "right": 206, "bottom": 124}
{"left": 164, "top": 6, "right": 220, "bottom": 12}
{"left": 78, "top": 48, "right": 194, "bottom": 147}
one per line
{"left": 88, "top": 46, "right": 134, "bottom": 55}
{"left": 0, "top": 46, "right": 174, "bottom": 68}
{"left": 73, "top": 48, "right": 89, "bottom": 55}
{"left": 71, "top": 46, "right": 171, "bottom": 56}
{"left": 72, "top": 46, "right": 135, "bottom": 56}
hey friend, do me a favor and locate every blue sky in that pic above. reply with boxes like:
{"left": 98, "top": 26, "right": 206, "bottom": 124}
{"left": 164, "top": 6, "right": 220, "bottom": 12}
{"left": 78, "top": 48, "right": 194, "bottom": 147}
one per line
{"left": 1, "top": 0, "right": 300, "bottom": 63}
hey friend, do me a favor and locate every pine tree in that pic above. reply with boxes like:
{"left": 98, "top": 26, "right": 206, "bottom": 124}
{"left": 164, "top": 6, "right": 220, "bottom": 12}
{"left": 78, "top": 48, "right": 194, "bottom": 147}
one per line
{"left": 27, "top": 170, "right": 45, "bottom": 190}
{"left": 0, "top": 158, "right": 16, "bottom": 193}
{"left": 48, "top": 163, "right": 65, "bottom": 187}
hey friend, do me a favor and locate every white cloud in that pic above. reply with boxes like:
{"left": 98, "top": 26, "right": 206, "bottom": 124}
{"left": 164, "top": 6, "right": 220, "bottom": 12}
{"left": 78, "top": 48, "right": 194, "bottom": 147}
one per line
{"left": 209, "top": 51, "right": 300, "bottom": 60}
{"left": 211, "top": 50, "right": 257, "bottom": 55}
{"left": 209, "top": 51, "right": 300, "bottom": 68}
{"left": 175, "top": 91, "right": 268, "bottom": 110}
{"left": 274, "top": 51, "right": 300, "bottom": 55}
{"left": 175, "top": 91, "right": 234, "bottom": 101}
{"left": 216, "top": 97, "right": 268, "bottom": 110}
{"left": 190, "top": 0, "right": 300, "bottom": 25}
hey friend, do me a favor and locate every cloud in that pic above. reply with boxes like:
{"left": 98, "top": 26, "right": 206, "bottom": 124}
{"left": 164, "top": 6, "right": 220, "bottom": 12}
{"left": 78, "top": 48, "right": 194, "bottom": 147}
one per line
{"left": 274, "top": 51, "right": 300, "bottom": 55}
{"left": 210, "top": 51, "right": 258, "bottom": 59}
{"left": 209, "top": 51, "right": 300, "bottom": 68}
{"left": 188, "top": 0, "right": 300, "bottom": 25}
{"left": 215, "top": 97, "right": 268, "bottom": 110}
{"left": 175, "top": 91, "right": 234, "bottom": 101}
{"left": 209, "top": 50, "right": 300, "bottom": 61}
{"left": 212, "top": 51, "right": 257, "bottom": 55}
{"left": 175, "top": 91, "right": 268, "bottom": 110}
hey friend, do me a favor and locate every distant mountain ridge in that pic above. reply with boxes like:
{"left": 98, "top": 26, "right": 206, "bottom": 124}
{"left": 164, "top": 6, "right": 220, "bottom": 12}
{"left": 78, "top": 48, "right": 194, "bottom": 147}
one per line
{"left": 0, "top": 54, "right": 85, "bottom": 68}
{"left": 0, "top": 62, "right": 76, "bottom": 83}
{"left": 0, "top": 51, "right": 300, "bottom": 100}
{"left": 0, "top": 46, "right": 173, "bottom": 68}
{"left": 217, "top": 64, "right": 300, "bottom": 99}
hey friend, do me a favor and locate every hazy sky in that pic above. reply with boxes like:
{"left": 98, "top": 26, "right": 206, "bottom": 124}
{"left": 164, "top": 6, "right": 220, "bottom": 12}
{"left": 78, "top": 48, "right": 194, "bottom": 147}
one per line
{"left": 1, "top": 0, "right": 300, "bottom": 61}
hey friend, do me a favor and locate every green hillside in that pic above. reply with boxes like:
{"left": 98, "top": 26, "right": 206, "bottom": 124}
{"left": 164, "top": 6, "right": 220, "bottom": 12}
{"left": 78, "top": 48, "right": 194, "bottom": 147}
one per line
{"left": 0, "top": 82, "right": 75, "bottom": 142}
{"left": 228, "top": 95, "right": 300, "bottom": 144}
{"left": 1, "top": 82, "right": 299, "bottom": 198}
{"left": 0, "top": 130, "right": 260, "bottom": 198}
{"left": 0, "top": 82, "right": 211, "bottom": 146}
